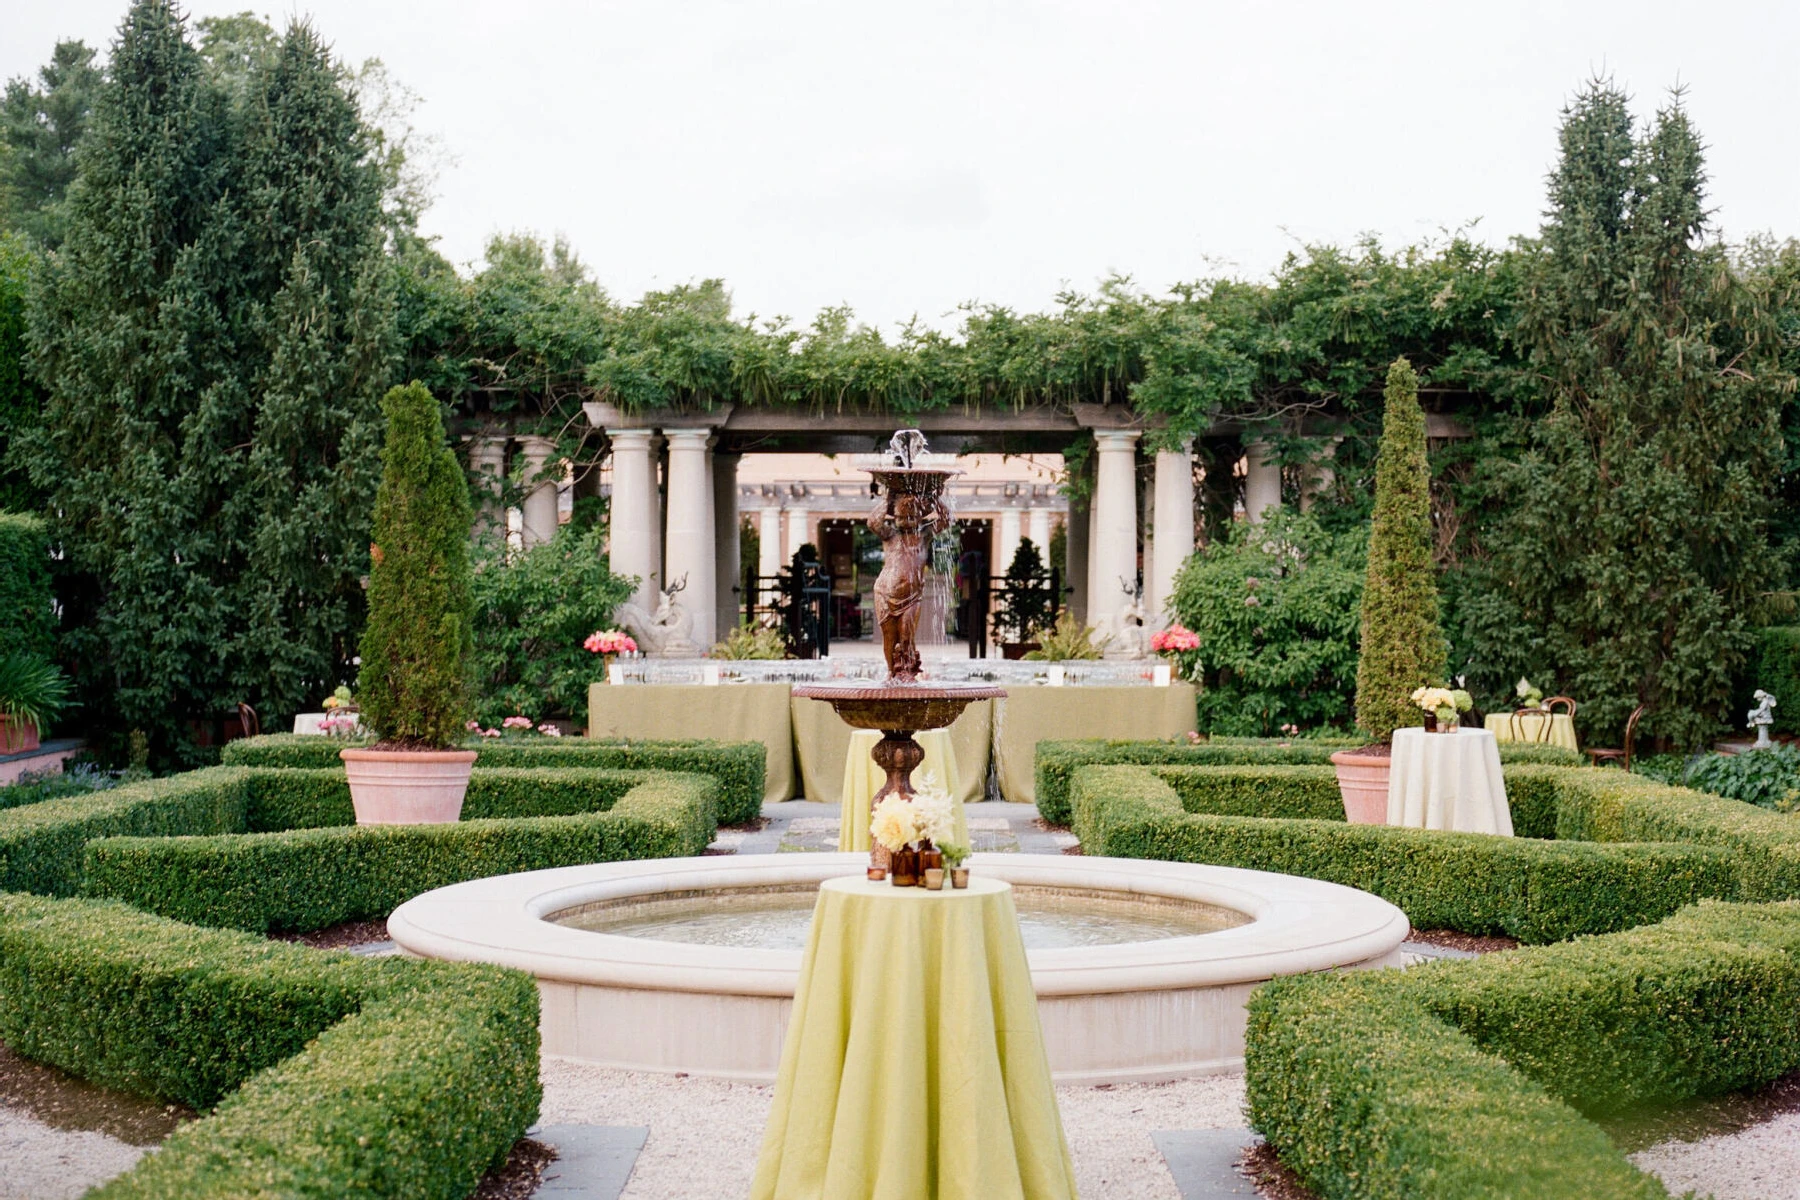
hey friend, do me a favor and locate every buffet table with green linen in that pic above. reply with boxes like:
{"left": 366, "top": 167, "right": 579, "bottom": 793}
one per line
{"left": 793, "top": 696, "right": 992, "bottom": 809}
{"left": 1482, "top": 710, "right": 1579, "bottom": 753}
{"left": 750, "top": 876, "right": 1077, "bottom": 1200}
{"left": 992, "top": 684, "right": 1197, "bottom": 805}
{"left": 836, "top": 729, "right": 971, "bottom": 854}
{"left": 587, "top": 682, "right": 795, "bottom": 806}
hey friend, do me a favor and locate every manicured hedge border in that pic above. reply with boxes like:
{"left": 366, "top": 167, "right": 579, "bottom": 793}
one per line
{"left": 224, "top": 733, "right": 766, "bottom": 823}
{"left": 1246, "top": 900, "right": 1800, "bottom": 1199}
{"left": 84, "top": 770, "right": 718, "bottom": 932}
{"left": 1071, "top": 765, "right": 1740, "bottom": 942}
{"left": 0, "top": 892, "right": 539, "bottom": 1199}
{"left": 1035, "top": 737, "right": 1583, "bottom": 824}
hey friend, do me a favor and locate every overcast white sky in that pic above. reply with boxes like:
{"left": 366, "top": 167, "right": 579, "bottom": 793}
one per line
{"left": 7, "top": 1, "right": 1800, "bottom": 330}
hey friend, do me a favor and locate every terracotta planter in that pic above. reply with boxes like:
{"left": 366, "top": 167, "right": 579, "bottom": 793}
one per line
{"left": 1329, "top": 749, "right": 1391, "bottom": 825}
{"left": 0, "top": 716, "right": 40, "bottom": 755}
{"left": 341, "top": 748, "right": 477, "bottom": 825}
{"left": 1001, "top": 642, "right": 1041, "bottom": 661}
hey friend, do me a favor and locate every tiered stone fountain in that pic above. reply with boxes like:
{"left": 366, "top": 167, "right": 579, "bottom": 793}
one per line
{"left": 793, "top": 431, "right": 1004, "bottom": 867}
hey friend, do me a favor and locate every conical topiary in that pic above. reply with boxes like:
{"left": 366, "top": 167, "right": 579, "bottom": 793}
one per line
{"left": 356, "top": 382, "right": 473, "bottom": 747}
{"left": 1354, "top": 357, "right": 1446, "bottom": 743}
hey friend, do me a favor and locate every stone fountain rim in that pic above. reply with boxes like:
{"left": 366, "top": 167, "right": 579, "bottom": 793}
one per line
{"left": 387, "top": 852, "right": 1410, "bottom": 999}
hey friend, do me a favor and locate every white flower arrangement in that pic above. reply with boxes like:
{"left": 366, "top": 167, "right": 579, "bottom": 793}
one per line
{"left": 870, "top": 795, "right": 923, "bottom": 853}
{"left": 1515, "top": 677, "right": 1546, "bottom": 709}
{"left": 1411, "top": 686, "right": 1473, "bottom": 724}
{"left": 911, "top": 776, "right": 957, "bottom": 847}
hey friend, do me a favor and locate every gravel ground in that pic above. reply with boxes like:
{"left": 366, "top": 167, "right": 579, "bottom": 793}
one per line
{"left": 540, "top": 1056, "right": 1246, "bottom": 1199}
{"left": 0, "top": 1107, "right": 146, "bottom": 1200}
{"left": 1633, "top": 1111, "right": 1800, "bottom": 1199}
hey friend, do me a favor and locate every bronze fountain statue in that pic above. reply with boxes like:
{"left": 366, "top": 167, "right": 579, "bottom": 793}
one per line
{"left": 794, "top": 431, "right": 1006, "bottom": 870}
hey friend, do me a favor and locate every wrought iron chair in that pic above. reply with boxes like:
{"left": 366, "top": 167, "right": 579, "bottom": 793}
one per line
{"left": 1585, "top": 705, "right": 1646, "bottom": 771}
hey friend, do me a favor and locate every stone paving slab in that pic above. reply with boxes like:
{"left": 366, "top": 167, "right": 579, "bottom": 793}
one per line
{"left": 1152, "top": 1128, "right": 1260, "bottom": 1198}
{"left": 528, "top": 1124, "right": 648, "bottom": 1199}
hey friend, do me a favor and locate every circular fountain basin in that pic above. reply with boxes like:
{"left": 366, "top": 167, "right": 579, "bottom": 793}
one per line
{"left": 388, "top": 853, "right": 1409, "bottom": 1084}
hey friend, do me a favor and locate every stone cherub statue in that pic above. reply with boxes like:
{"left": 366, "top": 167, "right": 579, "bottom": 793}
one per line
{"left": 1749, "top": 689, "right": 1778, "bottom": 750}
{"left": 1102, "top": 576, "right": 1149, "bottom": 660}
{"left": 618, "top": 574, "right": 699, "bottom": 658}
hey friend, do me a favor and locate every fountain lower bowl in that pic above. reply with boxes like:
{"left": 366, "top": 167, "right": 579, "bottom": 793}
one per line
{"left": 388, "top": 853, "right": 1409, "bottom": 1084}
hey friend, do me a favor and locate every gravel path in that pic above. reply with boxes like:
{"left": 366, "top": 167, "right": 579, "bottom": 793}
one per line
{"left": 0, "top": 1107, "right": 146, "bottom": 1200}
{"left": 540, "top": 1056, "right": 1246, "bottom": 1199}
{"left": 1633, "top": 1111, "right": 1800, "bottom": 1199}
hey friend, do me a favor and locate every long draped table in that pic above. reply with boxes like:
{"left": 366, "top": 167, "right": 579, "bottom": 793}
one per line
{"left": 750, "top": 876, "right": 1077, "bottom": 1200}
{"left": 992, "top": 684, "right": 1197, "bottom": 805}
{"left": 1386, "top": 726, "right": 1513, "bottom": 836}
{"left": 587, "top": 682, "right": 796, "bottom": 806}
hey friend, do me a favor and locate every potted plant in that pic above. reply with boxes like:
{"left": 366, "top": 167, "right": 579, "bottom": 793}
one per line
{"left": 343, "top": 383, "right": 478, "bottom": 824}
{"left": 0, "top": 652, "right": 73, "bottom": 755}
{"left": 939, "top": 841, "right": 972, "bottom": 888}
{"left": 1331, "top": 358, "right": 1447, "bottom": 823}
{"left": 1149, "top": 623, "right": 1201, "bottom": 679}
{"left": 993, "top": 537, "right": 1055, "bottom": 659}
{"left": 1023, "top": 610, "right": 1108, "bottom": 661}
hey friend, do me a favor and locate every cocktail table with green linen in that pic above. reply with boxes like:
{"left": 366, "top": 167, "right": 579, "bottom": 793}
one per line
{"left": 750, "top": 876, "right": 1077, "bottom": 1200}
{"left": 836, "top": 729, "right": 971, "bottom": 854}
{"left": 1482, "top": 710, "right": 1578, "bottom": 752}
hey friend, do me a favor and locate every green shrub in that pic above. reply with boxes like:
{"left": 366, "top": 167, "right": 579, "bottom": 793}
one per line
{"left": 471, "top": 524, "right": 633, "bottom": 725}
{"left": 83, "top": 771, "right": 718, "bottom": 931}
{"left": 1071, "top": 765, "right": 1738, "bottom": 942}
{"left": 1246, "top": 900, "right": 1800, "bottom": 1198}
{"left": 1168, "top": 512, "right": 1365, "bottom": 737}
{"left": 1151, "top": 764, "right": 1345, "bottom": 821}
{"left": 0, "top": 762, "right": 121, "bottom": 812}
{"left": 0, "top": 511, "right": 53, "bottom": 657}
{"left": 1680, "top": 745, "right": 1800, "bottom": 811}
{"left": 1033, "top": 737, "right": 1581, "bottom": 826}
{"left": 0, "top": 892, "right": 538, "bottom": 1199}
{"left": 224, "top": 732, "right": 767, "bottom": 824}
{"left": 0, "top": 767, "right": 248, "bottom": 896}
{"left": 357, "top": 382, "right": 474, "bottom": 747}
{"left": 0, "top": 649, "right": 74, "bottom": 734}
{"left": 1355, "top": 357, "right": 1445, "bottom": 743}
{"left": 242, "top": 765, "right": 658, "bottom": 830}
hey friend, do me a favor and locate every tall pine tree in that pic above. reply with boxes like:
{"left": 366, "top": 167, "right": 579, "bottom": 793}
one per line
{"left": 1487, "top": 80, "right": 1792, "bottom": 749}
{"left": 22, "top": 2, "right": 395, "bottom": 763}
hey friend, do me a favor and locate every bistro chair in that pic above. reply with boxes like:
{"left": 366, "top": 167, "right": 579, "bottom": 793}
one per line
{"left": 236, "top": 702, "right": 261, "bottom": 740}
{"left": 1585, "top": 704, "right": 1646, "bottom": 771}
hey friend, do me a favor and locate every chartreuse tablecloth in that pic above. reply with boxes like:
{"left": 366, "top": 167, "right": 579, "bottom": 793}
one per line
{"left": 1482, "top": 710, "right": 1579, "bottom": 752}
{"left": 992, "top": 684, "right": 1197, "bottom": 805}
{"left": 793, "top": 696, "right": 993, "bottom": 808}
{"left": 836, "top": 730, "right": 970, "bottom": 854}
{"left": 750, "top": 877, "right": 1077, "bottom": 1200}
{"left": 587, "top": 682, "right": 796, "bottom": 805}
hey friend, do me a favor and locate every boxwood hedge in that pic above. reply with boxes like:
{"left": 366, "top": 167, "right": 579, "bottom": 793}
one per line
{"left": 83, "top": 770, "right": 718, "bottom": 932}
{"left": 1035, "top": 736, "right": 1583, "bottom": 824}
{"left": 1071, "top": 764, "right": 1741, "bottom": 942}
{"left": 224, "top": 733, "right": 766, "bottom": 824}
{"left": 1247, "top": 900, "right": 1800, "bottom": 1199}
{"left": 1, "top": 892, "right": 539, "bottom": 1200}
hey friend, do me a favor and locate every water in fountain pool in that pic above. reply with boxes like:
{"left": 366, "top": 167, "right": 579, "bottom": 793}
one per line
{"left": 553, "top": 886, "right": 1247, "bottom": 951}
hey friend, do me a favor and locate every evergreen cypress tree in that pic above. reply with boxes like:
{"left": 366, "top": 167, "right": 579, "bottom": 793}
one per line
{"left": 1489, "top": 81, "right": 1790, "bottom": 748}
{"left": 357, "top": 382, "right": 472, "bottom": 747}
{"left": 1355, "top": 357, "right": 1445, "bottom": 742}
{"left": 21, "top": 2, "right": 395, "bottom": 762}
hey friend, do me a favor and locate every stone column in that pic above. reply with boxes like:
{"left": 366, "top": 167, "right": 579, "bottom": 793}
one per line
{"left": 1087, "top": 430, "right": 1141, "bottom": 637}
{"left": 606, "top": 428, "right": 658, "bottom": 609}
{"left": 759, "top": 505, "right": 783, "bottom": 605}
{"left": 1244, "top": 440, "right": 1282, "bottom": 523}
{"left": 645, "top": 436, "right": 664, "bottom": 595}
{"left": 785, "top": 506, "right": 811, "bottom": 561}
{"left": 516, "top": 435, "right": 560, "bottom": 548}
{"left": 468, "top": 435, "right": 509, "bottom": 545}
{"left": 1028, "top": 508, "right": 1052, "bottom": 555}
{"left": 713, "top": 452, "right": 740, "bottom": 638}
{"left": 662, "top": 429, "right": 717, "bottom": 650}
{"left": 1150, "top": 438, "right": 1196, "bottom": 627}
{"left": 1065, "top": 502, "right": 1089, "bottom": 623}
{"left": 996, "top": 507, "right": 1022, "bottom": 574}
